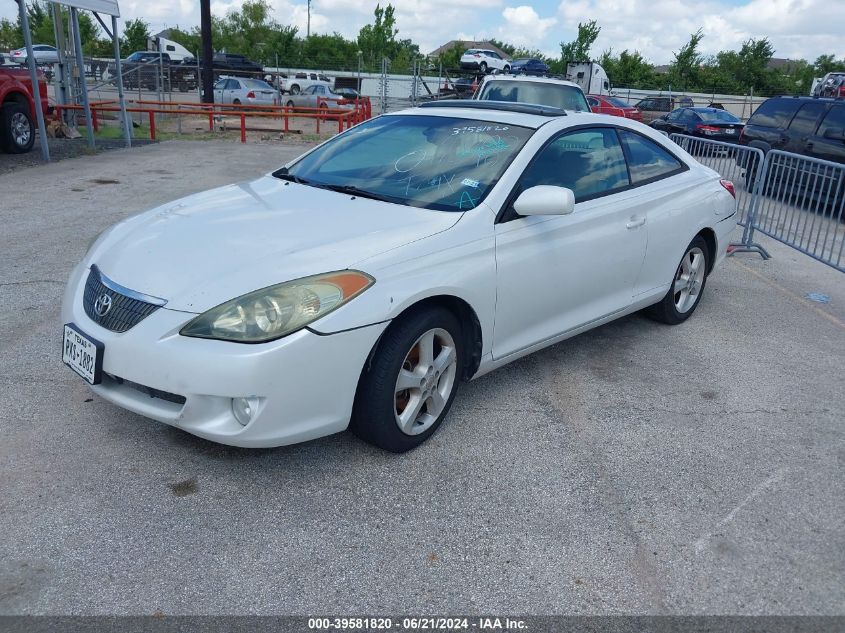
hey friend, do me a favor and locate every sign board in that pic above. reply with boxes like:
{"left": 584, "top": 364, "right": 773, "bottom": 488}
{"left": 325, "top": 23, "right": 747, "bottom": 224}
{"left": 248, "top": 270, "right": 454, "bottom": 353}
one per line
{"left": 49, "top": 0, "right": 120, "bottom": 17}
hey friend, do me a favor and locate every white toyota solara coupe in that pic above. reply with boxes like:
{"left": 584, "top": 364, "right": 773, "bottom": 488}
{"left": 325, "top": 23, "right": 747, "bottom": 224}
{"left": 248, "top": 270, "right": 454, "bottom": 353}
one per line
{"left": 62, "top": 101, "right": 738, "bottom": 452}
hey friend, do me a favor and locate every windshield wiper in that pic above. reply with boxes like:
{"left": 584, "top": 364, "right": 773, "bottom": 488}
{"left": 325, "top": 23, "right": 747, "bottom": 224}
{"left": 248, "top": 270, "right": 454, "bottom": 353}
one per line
{"left": 272, "top": 167, "right": 309, "bottom": 185}
{"left": 315, "top": 184, "right": 400, "bottom": 204}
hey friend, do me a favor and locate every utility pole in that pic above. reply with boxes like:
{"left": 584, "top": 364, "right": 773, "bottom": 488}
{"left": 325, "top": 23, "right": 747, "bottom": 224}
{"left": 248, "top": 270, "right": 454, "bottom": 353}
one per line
{"left": 200, "top": 0, "right": 214, "bottom": 103}
{"left": 307, "top": 0, "right": 311, "bottom": 38}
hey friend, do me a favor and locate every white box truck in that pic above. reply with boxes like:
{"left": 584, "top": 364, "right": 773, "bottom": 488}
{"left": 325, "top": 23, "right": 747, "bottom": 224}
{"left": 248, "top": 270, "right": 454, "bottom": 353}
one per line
{"left": 565, "top": 61, "right": 611, "bottom": 95}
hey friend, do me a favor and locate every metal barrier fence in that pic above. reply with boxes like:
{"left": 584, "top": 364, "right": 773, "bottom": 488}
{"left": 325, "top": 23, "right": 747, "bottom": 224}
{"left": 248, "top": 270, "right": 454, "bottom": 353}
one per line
{"left": 671, "top": 134, "right": 845, "bottom": 272}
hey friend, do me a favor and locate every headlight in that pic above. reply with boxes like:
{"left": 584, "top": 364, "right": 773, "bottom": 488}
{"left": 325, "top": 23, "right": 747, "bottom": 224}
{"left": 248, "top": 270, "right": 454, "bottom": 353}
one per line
{"left": 179, "top": 270, "right": 374, "bottom": 343}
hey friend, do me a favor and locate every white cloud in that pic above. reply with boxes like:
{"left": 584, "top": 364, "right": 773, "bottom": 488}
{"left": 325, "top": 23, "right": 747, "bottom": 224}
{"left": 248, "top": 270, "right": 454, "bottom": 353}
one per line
{"left": 556, "top": 0, "right": 845, "bottom": 64}
{"left": 498, "top": 6, "right": 557, "bottom": 48}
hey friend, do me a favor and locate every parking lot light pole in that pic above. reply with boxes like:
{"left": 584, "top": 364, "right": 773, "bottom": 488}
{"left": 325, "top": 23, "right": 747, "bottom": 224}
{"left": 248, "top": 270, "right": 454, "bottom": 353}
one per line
{"left": 200, "top": 0, "right": 214, "bottom": 104}
{"left": 16, "top": 0, "right": 50, "bottom": 161}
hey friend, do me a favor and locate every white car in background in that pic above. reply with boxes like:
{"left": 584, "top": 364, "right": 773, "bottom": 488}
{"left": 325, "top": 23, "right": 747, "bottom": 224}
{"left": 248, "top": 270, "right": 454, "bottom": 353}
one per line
{"left": 10, "top": 44, "right": 59, "bottom": 65}
{"left": 285, "top": 84, "right": 354, "bottom": 111}
{"left": 213, "top": 76, "right": 279, "bottom": 106}
{"left": 459, "top": 49, "right": 511, "bottom": 74}
{"left": 476, "top": 75, "right": 591, "bottom": 112}
{"left": 62, "top": 101, "right": 737, "bottom": 453}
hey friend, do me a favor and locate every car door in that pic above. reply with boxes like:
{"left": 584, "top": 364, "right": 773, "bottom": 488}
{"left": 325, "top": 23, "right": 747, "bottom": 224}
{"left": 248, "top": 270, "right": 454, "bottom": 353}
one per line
{"left": 493, "top": 127, "right": 648, "bottom": 360}
{"left": 813, "top": 104, "right": 845, "bottom": 164}
{"left": 784, "top": 101, "right": 827, "bottom": 157}
{"left": 615, "top": 129, "right": 699, "bottom": 296}
{"left": 213, "top": 79, "right": 227, "bottom": 102}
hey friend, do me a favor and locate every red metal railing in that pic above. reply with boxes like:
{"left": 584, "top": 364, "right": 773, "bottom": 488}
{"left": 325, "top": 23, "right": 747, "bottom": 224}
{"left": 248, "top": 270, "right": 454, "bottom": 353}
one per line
{"left": 54, "top": 96, "right": 373, "bottom": 142}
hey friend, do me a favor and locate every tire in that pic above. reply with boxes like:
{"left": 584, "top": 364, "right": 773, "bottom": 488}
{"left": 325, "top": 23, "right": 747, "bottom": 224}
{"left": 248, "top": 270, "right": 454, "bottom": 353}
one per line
{"left": 644, "top": 236, "right": 710, "bottom": 325}
{"left": 232, "top": 99, "right": 241, "bottom": 105}
{"left": 479, "top": 62, "right": 488, "bottom": 74}
{"left": 290, "top": 84, "right": 301, "bottom": 95}
{"left": 503, "top": 65, "right": 510, "bottom": 74}
{"left": 350, "top": 308, "right": 463, "bottom": 453}
{"left": 178, "top": 81, "right": 188, "bottom": 92}
{"left": 0, "top": 102, "right": 35, "bottom": 154}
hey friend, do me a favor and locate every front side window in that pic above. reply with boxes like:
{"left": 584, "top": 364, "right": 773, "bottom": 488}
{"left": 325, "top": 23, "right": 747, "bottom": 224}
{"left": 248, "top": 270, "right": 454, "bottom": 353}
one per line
{"left": 619, "top": 130, "right": 685, "bottom": 183}
{"left": 516, "top": 128, "right": 629, "bottom": 203}
{"left": 283, "top": 115, "right": 534, "bottom": 212}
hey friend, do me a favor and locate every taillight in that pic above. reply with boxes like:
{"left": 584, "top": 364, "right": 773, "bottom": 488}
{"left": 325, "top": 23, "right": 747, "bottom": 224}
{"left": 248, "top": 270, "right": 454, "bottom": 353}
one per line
{"left": 246, "top": 91, "right": 255, "bottom": 99}
{"left": 720, "top": 179, "right": 736, "bottom": 199}
{"left": 838, "top": 86, "right": 845, "bottom": 98}
{"left": 696, "top": 124, "right": 721, "bottom": 135}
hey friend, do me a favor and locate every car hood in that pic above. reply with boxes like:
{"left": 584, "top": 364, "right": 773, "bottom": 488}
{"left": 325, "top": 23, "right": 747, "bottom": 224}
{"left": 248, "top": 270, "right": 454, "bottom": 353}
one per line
{"left": 91, "top": 176, "right": 462, "bottom": 313}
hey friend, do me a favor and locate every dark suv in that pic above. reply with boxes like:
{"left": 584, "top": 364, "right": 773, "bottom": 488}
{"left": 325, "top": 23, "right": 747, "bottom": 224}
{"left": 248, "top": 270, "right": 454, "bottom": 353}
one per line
{"left": 211, "top": 53, "right": 263, "bottom": 76}
{"left": 740, "top": 96, "right": 845, "bottom": 165}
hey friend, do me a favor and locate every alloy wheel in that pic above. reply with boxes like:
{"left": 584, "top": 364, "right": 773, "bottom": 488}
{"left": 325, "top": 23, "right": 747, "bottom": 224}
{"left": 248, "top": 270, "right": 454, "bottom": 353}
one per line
{"left": 11, "top": 112, "right": 31, "bottom": 147}
{"left": 673, "top": 246, "right": 706, "bottom": 313}
{"left": 394, "top": 328, "right": 458, "bottom": 436}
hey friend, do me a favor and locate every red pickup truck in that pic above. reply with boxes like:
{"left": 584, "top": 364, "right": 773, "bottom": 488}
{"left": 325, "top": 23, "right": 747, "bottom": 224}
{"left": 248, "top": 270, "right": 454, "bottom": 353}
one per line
{"left": 0, "top": 66, "right": 49, "bottom": 153}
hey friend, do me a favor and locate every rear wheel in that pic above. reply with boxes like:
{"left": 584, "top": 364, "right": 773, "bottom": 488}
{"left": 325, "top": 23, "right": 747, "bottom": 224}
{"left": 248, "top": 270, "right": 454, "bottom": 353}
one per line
{"left": 350, "top": 308, "right": 463, "bottom": 453}
{"left": 479, "top": 62, "right": 488, "bottom": 74}
{"left": 0, "top": 102, "right": 35, "bottom": 154}
{"left": 503, "top": 64, "right": 510, "bottom": 74}
{"left": 644, "top": 236, "right": 710, "bottom": 325}
{"left": 290, "top": 84, "right": 301, "bottom": 95}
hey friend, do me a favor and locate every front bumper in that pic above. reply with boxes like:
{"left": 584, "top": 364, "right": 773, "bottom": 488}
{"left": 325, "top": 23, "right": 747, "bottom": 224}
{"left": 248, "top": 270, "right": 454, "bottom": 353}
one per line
{"left": 61, "top": 264, "right": 388, "bottom": 448}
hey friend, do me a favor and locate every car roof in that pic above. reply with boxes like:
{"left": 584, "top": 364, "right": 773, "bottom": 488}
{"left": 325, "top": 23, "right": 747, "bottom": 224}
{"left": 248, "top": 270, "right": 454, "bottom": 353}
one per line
{"left": 480, "top": 75, "right": 581, "bottom": 89}
{"left": 394, "top": 106, "right": 674, "bottom": 137}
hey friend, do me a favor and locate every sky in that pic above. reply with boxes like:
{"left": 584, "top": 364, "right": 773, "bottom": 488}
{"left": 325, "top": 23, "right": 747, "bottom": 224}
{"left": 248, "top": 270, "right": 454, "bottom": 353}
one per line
{"left": 3, "top": 0, "right": 842, "bottom": 65}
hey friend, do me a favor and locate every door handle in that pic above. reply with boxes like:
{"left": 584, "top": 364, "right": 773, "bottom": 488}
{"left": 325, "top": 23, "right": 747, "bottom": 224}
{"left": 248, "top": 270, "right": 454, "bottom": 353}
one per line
{"left": 626, "top": 217, "right": 646, "bottom": 229}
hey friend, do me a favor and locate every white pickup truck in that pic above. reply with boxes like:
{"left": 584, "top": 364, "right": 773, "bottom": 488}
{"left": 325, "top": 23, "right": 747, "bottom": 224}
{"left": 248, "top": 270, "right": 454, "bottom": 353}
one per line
{"left": 273, "top": 71, "right": 332, "bottom": 95}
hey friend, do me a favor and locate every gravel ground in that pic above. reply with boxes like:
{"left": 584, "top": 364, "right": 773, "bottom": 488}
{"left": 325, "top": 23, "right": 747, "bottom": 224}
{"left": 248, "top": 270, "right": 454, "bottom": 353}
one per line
{"left": 0, "top": 137, "right": 157, "bottom": 176}
{"left": 0, "top": 141, "right": 843, "bottom": 617}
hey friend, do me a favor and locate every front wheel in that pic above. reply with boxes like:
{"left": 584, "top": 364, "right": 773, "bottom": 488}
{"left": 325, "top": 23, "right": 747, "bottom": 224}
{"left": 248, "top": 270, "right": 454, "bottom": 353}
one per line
{"left": 0, "top": 102, "right": 35, "bottom": 154}
{"left": 503, "top": 65, "right": 510, "bottom": 74}
{"left": 350, "top": 308, "right": 463, "bottom": 453}
{"left": 479, "top": 62, "right": 488, "bottom": 74}
{"left": 644, "top": 236, "right": 710, "bottom": 325}
{"left": 290, "top": 84, "right": 301, "bottom": 95}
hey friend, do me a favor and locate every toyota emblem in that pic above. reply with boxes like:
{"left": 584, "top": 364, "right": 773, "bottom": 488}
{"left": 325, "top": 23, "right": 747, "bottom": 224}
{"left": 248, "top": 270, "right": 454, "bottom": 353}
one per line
{"left": 94, "top": 293, "right": 113, "bottom": 317}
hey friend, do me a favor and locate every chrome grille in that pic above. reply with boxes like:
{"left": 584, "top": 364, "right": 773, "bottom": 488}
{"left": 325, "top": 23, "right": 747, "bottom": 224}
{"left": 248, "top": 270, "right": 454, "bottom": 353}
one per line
{"left": 82, "top": 266, "right": 165, "bottom": 333}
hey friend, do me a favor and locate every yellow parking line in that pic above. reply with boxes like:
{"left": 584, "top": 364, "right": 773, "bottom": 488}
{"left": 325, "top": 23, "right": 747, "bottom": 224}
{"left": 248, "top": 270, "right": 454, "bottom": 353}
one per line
{"left": 730, "top": 258, "right": 845, "bottom": 331}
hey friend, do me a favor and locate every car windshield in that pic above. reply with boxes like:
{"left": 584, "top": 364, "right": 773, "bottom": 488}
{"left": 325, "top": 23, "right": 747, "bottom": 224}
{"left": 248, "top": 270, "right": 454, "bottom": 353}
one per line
{"left": 697, "top": 109, "right": 740, "bottom": 123}
{"left": 477, "top": 80, "right": 589, "bottom": 112}
{"left": 280, "top": 115, "right": 534, "bottom": 212}
{"left": 604, "top": 96, "right": 632, "bottom": 108}
{"left": 242, "top": 79, "right": 273, "bottom": 90}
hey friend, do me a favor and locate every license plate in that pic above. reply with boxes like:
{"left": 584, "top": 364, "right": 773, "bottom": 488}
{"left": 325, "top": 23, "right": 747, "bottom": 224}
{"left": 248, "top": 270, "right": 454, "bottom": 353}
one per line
{"left": 63, "top": 324, "right": 103, "bottom": 385}
{"left": 725, "top": 129, "right": 735, "bottom": 134}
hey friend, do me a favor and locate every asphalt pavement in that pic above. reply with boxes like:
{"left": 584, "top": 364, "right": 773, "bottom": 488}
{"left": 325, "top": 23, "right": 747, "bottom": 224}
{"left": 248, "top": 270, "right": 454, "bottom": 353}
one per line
{"left": 0, "top": 141, "right": 843, "bottom": 615}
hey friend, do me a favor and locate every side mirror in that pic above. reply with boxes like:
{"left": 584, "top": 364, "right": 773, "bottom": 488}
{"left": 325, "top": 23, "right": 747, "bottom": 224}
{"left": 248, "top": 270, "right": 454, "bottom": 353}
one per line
{"left": 823, "top": 127, "right": 845, "bottom": 141}
{"left": 513, "top": 186, "right": 575, "bottom": 216}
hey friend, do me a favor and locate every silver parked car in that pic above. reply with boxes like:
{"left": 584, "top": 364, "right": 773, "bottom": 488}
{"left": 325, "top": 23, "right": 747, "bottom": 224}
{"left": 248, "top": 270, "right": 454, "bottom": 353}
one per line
{"left": 9, "top": 44, "right": 60, "bottom": 65}
{"left": 284, "top": 84, "right": 354, "bottom": 111}
{"left": 213, "top": 77, "right": 279, "bottom": 106}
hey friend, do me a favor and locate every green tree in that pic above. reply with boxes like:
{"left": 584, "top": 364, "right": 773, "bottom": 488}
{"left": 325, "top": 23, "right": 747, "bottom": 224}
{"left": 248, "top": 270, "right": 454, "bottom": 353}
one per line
{"left": 599, "top": 48, "right": 655, "bottom": 88}
{"left": 560, "top": 20, "right": 600, "bottom": 63}
{"left": 0, "top": 18, "right": 23, "bottom": 50}
{"left": 121, "top": 18, "right": 151, "bottom": 53}
{"left": 357, "top": 4, "right": 399, "bottom": 69}
{"left": 668, "top": 28, "right": 704, "bottom": 89}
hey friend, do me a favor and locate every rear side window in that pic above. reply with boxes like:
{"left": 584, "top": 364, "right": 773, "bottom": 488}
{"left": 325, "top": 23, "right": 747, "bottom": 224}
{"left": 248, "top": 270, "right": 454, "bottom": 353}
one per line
{"left": 788, "top": 102, "right": 826, "bottom": 135}
{"left": 619, "top": 130, "right": 685, "bottom": 183}
{"left": 748, "top": 99, "right": 801, "bottom": 129}
{"left": 818, "top": 106, "right": 845, "bottom": 136}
